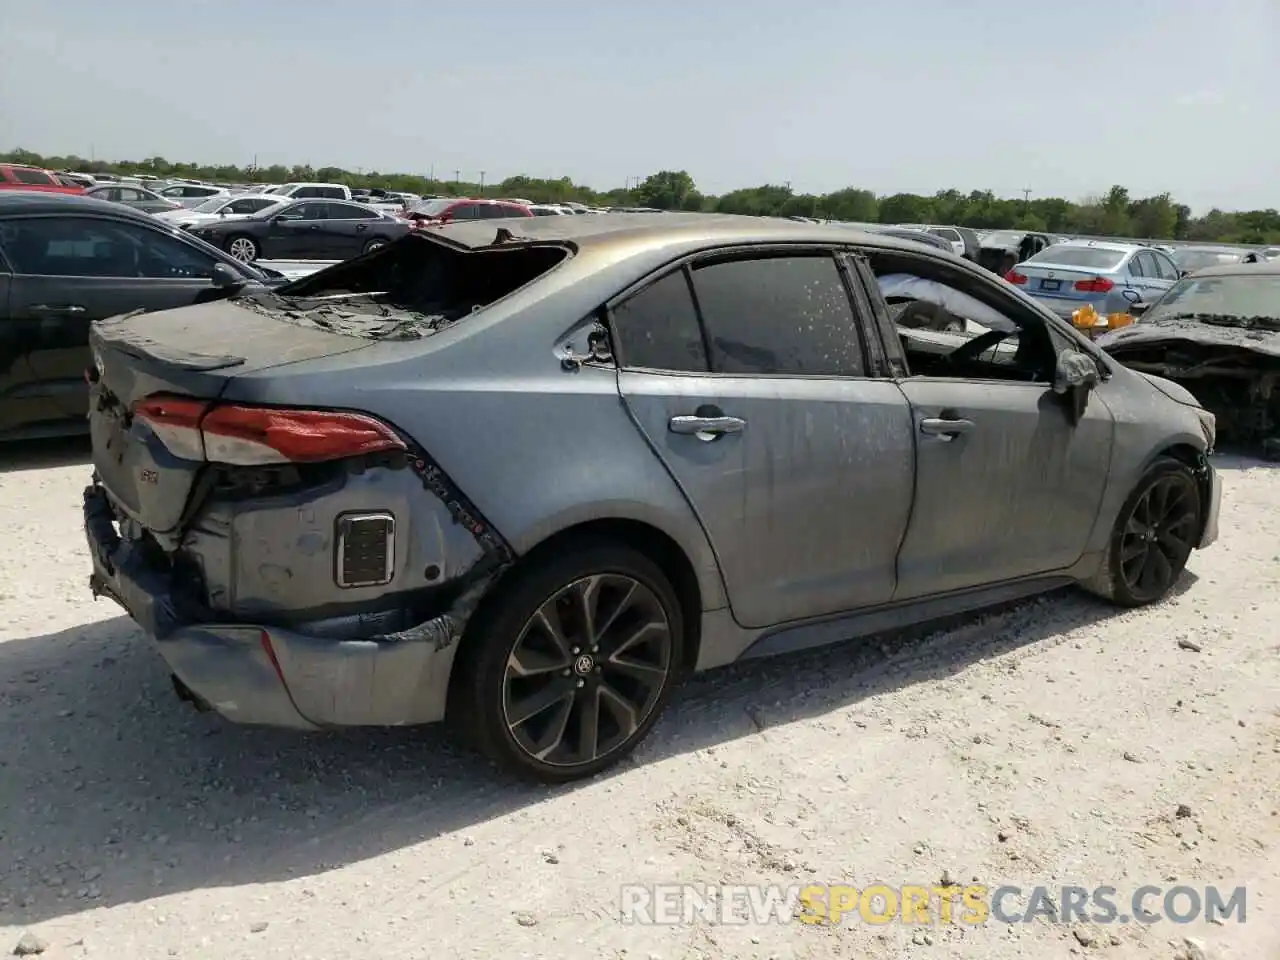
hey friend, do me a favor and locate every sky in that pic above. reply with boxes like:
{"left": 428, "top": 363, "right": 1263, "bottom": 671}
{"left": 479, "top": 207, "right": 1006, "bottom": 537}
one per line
{"left": 1, "top": 0, "right": 1276, "bottom": 213}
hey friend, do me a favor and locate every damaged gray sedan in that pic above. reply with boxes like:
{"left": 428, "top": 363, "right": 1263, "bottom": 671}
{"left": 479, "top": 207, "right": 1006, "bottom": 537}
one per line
{"left": 84, "top": 213, "right": 1222, "bottom": 782}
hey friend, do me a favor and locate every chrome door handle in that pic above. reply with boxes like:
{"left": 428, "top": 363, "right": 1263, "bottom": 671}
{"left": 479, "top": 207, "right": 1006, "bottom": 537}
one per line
{"left": 919, "top": 417, "right": 974, "bottom": 438}
{"left": 669, "top": 415, "right": 746, "bottom": 441}
{"left": 31, "top": 303, "right": 86, "bottom": 313}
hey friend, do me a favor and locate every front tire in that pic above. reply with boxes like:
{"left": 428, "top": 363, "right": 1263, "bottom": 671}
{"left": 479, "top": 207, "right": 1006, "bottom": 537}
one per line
{"left": 225, "top": 234, "right": 259, "bottom": 263}
{"left": 451, "top": 541, "right": 684, "bottom": 783}
{"left": 1084, "top": 457, "right": 1201, "bottom": 606}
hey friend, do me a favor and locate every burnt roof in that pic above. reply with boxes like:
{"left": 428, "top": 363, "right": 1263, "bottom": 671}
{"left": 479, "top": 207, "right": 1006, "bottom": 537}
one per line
{"left": 422, "top": 211, "right": 937, "bottom": 257}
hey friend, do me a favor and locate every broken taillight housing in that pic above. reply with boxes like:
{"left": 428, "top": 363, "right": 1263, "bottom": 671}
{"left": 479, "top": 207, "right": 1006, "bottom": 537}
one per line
{"left": 133, "top": 395, "right": 406, "bottom": 465}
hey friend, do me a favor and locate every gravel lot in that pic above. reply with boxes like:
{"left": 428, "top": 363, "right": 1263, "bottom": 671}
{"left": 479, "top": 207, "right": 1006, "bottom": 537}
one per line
{"left": 1, "top": 440, "right": 1277, "bottom": 960}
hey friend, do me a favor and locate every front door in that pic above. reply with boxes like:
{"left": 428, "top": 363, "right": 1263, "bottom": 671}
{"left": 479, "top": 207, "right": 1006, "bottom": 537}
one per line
{"left": 893, "top": 373, "right": 1113, "bottom": 599}
{"left": 270, "top": 201, "right": 333, "bottom": 258}
{"left": 611, "top": 251, "right": 916, "bottom": 630}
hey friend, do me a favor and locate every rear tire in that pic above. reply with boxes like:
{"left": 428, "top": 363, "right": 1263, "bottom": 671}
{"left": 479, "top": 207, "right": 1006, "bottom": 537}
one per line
{"left": 449, "top": 540, "right": 684, "bottom": 783}
{"left": 1083, "top": 457, "right": 1201, "bottom": 607}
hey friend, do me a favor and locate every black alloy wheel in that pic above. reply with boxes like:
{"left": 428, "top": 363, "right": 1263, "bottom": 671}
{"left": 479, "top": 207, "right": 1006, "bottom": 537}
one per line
{"left": 452, "top": 541, "right": 684, "bottom": 782}
{"left": 1088, "top": 457, "right": 1201, "bottom": 606}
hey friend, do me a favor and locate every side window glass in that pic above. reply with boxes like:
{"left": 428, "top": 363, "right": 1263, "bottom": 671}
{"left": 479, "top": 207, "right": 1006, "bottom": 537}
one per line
{"left": 1154, "top": 253, "right": 1178, "bottom": 281}
{"left": 690, "top": 254, "right": 865, "bottom": 376}
{"left": 116, "top": 222, "right": 220, "bottom": 279}
{"left": 293, "top": 202, "right": 325, "bottom": 220}
{"left": 1, "top": 217, "right": 217, "bottom": 279}
{"left": 1128, "top": 255, "right": 1145, "bottom": 277}
{"left": 451, "top": 204, "right": 478, "bottom": 220}
{"left": 611, "top": 270, "right": 708, "bottom": 372}
{"left": 12, "top": 168, "right": 56, "bottom": 186}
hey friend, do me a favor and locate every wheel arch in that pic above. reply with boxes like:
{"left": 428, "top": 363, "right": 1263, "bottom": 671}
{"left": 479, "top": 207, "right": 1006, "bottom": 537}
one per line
{"left": 487, "top": 517, "right": 707, "bottom": 674}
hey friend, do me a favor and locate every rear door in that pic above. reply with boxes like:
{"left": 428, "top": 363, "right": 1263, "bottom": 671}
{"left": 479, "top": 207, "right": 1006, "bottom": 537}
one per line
{"left": 612, "top": 247, "right": 916, "bottom": 630}
{"left": 1126, "top": 251, "right": 1167, "bottom": 304}
{"left": 0, "top": 213, "right": 229, "bottom": 421}
{"left": 320, "top": 201, "right": 382, "bottom": 257}
{"left": 851, "top": 253, "right": 1114, "bottom": 599}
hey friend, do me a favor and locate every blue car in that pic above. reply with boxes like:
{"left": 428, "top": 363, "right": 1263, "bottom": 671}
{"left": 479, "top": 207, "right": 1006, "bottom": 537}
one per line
{"left": 1005, "top": 241, "right": 1180, "bottom": 319}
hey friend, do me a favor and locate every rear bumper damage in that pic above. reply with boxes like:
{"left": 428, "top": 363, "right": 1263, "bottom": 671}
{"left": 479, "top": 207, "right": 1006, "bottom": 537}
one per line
{"left": 84, "top": 483, "right": 491, "bottom": 729}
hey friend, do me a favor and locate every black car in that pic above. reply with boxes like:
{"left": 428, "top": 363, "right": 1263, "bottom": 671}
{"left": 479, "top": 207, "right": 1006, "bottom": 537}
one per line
{"left": 187, "top": 198, "right": 412, "bottom": 263}
{"left": 0, "top": 193, "right": 275, "bottom": 441}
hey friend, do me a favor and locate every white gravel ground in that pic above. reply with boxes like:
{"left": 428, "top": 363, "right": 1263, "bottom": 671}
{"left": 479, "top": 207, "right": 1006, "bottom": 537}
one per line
{"left": 1, "top": 439, "right": 1277, "bottom": 960}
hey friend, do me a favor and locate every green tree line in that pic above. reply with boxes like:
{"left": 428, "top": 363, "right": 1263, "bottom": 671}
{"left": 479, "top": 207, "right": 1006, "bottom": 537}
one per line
{"left": 5, "top": 148, "right": 1278, "bottom": 244}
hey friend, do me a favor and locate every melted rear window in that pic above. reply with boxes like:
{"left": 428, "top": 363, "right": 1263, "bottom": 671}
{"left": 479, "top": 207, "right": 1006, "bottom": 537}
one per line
{"left": 232, "top": 233, "right": 570, "bottom": 340}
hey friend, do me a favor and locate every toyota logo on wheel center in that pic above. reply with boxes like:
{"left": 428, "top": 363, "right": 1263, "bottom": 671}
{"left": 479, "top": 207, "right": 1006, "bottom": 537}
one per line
{"left": 573, "top": 654, "right": 595, "bottom": 676}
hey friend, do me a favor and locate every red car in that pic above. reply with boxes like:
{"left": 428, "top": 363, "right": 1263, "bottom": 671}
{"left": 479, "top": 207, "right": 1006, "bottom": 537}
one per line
{"left": 0, "top": 164, "right": 87, "bottom": 195}
{"left": 405, "top": 197, "right": 532, "bottom": 227}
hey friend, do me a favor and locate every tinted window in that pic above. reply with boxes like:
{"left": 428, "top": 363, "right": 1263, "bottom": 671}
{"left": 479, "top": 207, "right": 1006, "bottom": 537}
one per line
{"left": 160, "top": 186, "right": 184, "bottom": 196}
{"left": 1138, "top": 252, "right": 1162, "bottom": 277}
{"left": 2, "top": 216, "right": 219, "bottom": 279}
{"left": 229, "top": 197, "right": 272, "bottom": 214}
{"left": 611, "top": 270, "right": 707, "bottom": 371}
{"left": 929, "top": 228, "right": 961, "bottom": 242}
{"left": 450, "top": 204, "right": 479, "bottom": 220}
{"left": 1027, "top": 245, "right": 1127, "bottom": 270}
{"left": 289, "top": 202, "right": 328, "bottom": 220}
{"left": 9, "top": 167, "right": 56, "bottom": 186}
{"left": 691, "top": 254, "right": 864, "bottom": 376}
{"left": 329, "top": 202, "right": 378, "bottom": 220}
{"left": 1127, "top": 254, "right": 1145, "bottom": 277}
{"left": 1151, "top": 252, "right": 1179, "bottom": 281}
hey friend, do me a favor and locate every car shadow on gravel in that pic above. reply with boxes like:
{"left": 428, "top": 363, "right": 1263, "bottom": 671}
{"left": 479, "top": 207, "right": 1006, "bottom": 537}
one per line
{"left": 0, "top": 436, "right": 91, "bottom": 474}
{"left": 0, "top": 577, "right": 1195, "bottom": 926}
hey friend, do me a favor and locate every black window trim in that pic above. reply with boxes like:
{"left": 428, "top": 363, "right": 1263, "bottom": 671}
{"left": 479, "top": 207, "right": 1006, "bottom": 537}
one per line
{"left": 605, "top": 241, "right": 875, "bottom": 380}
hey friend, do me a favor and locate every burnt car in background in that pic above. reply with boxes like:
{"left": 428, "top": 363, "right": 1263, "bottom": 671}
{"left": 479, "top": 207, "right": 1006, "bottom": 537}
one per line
{"left": 1097, "top": 261, "right": 1280, "bottom": 459}
{"left": 977, "top": 230, "right": 1056, "bottom": 276}
{"left": 1170, "top": 245, "right": 1246, "bottom": 277}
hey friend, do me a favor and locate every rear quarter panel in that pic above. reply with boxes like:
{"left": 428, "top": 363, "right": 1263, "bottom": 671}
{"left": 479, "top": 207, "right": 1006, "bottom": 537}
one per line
{"left": 220, "top": 247, "right": 732, "bottom": 613}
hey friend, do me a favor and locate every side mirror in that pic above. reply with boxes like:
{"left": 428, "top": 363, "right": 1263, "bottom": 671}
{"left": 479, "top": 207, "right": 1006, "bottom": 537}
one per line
{"left": 1053, "top": 351, "right": 1100, "bottom": 425}
{"left": 210, "top": 262, "right": 240, "bottom": 288}
{"left": 1179, "top": 269, "right": 1190, "bottom": 278}
{"left": 1129, "top": 300, "right": 1151, "bottom": 317}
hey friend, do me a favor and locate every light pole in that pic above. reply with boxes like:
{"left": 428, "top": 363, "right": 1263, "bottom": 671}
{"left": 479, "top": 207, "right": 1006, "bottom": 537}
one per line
{"left": 479, "top": 171, "right": 486, "bottom": 195}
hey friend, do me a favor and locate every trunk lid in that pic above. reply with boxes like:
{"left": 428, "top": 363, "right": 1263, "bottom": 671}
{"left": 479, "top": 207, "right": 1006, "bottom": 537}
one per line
{"left": 89, "top": 299, "right": 373, "bottom": 534}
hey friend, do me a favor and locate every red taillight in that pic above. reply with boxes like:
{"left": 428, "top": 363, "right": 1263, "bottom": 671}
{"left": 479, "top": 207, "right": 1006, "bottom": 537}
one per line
{"left": 1074, "top": 277, "right": 1114, "bottom": 293}
{"left": 134, "top": 395, "right": 210, "bottom": 460}
{"left": 134, "top": 394, "right": 406, "bottom": 465}
{"left": 1005, "top": 270, "right": 1027, "bottom": 285}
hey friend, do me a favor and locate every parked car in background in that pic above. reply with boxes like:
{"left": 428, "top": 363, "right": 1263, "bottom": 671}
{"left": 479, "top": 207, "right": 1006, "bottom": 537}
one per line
{"left": 1098, "top": 261, "right": 1280, "bottom": 458}
{"left": 265, "top": 182, "right": 353, "bottom": 201}
{"left": 1171, "top": 245, "right": 1246, "bottom": 276}
{"left": 977, "top": 230, "right": 1055, "bottom": 275}
{"left": 0, "top": 164, "right": 88, "bottom": 195}
{"left": 85, "top": 183, "right": 183, "bottom": 214}
{"left": 187, "top": 198, "right": 412, "bottom": 262}
{"left": 405, "top": 197, "right": 533, "bottom": 225}
{"left": 1006, "top": 241, "right": 1179, "bottom": 321}
{"left": 157, "top": 183, "right": 228, "bottom": 209}
{"left": 528, "top": 204, "right": 572, "bottom": 216}
{"left": 154, "top": 194, "right": 288, "bottom": 229}
{"left": 78, "top": 214, "right": 1218, "bottom": 783}
{"left": 896, "top": 223, "right": 979, "bottom": 260}
{"left": 0, "top": 192, "right": 277, "bottom": 441}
